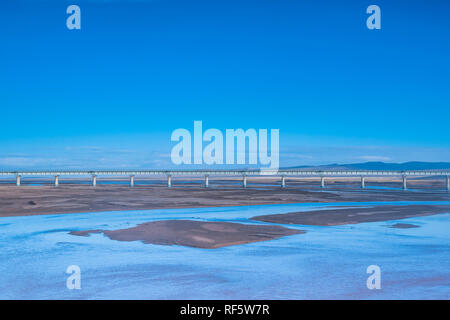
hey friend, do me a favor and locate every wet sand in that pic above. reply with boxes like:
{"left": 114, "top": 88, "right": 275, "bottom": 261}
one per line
{"left": 0, "top": 183, "right": 449, "bottom": 217}
{"left": 388, "top": 223, "right": 420, "bottom": 229}
{"left": 70, "top": 220, "right": 304, "bottom": 249}
{"left": 251, "top": 205, "right": 450, "bottom": 226}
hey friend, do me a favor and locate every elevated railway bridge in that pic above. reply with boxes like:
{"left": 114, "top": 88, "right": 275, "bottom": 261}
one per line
{"left": 0, "top": 169, "right": 449, "bottom": 190}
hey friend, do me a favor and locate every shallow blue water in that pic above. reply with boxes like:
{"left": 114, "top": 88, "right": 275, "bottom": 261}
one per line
{"left": 0, "top": 202, "right": 449, "bottom": 299}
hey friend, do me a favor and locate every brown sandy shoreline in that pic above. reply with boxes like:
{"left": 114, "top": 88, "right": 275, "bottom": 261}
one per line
{"left": 0, "top": 184, "right": 449, "bottom": 218}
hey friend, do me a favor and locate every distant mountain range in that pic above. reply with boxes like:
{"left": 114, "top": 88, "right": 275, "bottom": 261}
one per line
{"left": 284, "top": 161, "right": 450, "bottom": 171}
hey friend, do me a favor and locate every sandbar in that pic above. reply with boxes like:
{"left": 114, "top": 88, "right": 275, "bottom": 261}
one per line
{"left": 70, "top": 220, "right": 304, "bottom": 249}
{"left": 251, "top": 205, "right": 450, "bottom": 226}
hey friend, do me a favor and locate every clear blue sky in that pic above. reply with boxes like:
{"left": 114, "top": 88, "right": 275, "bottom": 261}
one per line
{"left": 1, "top": 0, "right": 449, "bottom": 169}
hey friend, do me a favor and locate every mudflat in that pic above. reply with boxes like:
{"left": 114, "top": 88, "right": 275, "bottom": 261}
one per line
{"left": 70, "top": 220, "right": 304, "bottom": 249}
{"left": 0, "top": 183, "right": 449, "bottom": 217}
{"left": 251, "top": 205, "right": 450, "bottom": 226}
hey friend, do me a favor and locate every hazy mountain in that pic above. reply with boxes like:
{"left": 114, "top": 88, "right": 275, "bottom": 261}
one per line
{"left": 285, "top": 162, "right": 450, "bottom": 171}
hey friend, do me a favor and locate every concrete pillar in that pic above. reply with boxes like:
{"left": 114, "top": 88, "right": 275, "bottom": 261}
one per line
{"left": 243, "top": 175, "right": 247, "bottom": 188}
{"left": 130, "top": 175, "right": 135, "bottom": 187}
{"left": 54, "top": 175, "right": 59, "bottom": 187}
{"left": 167, "top": 175, "right": 172, "bottom": 188}
{"left": 16, "top": 175, "right": 21, "bottom": 187}
{"left": 320, "top": 176, "right": 325, "bottom": 188}
{"left": 205, "top": 175, "right": 209, "bottom": 188}
{"left": 281, "top": 176, "right": 286, "bottom": 188}
{"left": 92, "top": 175, "right": 97, "bottom": 187}
{"left": 402, "top": 175, "right": 407, "bottom": 190}
{"left": 361, "top": 176, "right": 365, "bottom": 189}
{"left": 446, "top": 175, "right": 449, "bottom": 191}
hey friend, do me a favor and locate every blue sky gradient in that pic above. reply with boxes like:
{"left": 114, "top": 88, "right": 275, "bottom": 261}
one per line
{"left": 1, "top": 0, "right": 449, "bottom": 169}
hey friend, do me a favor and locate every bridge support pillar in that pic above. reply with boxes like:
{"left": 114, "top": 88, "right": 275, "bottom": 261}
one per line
{"left": 243, "top": 175, "right": 247, "bottom": 188}
{"left": 361, "top": 176, "right": 365, "bottom": 189}
{"left": 402, "top": 175, "right": 407, "bottom": 190}
{"left": 446, "top": 175, "right": 449, "bottom": 191}
{"left": 54, "top": 175, "right": 59, "bottom": 187}
{"left": 320, "top": 176, "right": 325, "bottom": 188}
{"left": 205, "top": 175, "right": 209, "bottom": 188}
{"left": 92, "top": 175, "right": 97, "bottom": 187}
{"left": 16, "top": 175, "right": 21, "bottom": 187}
{"left": 281, "top": 176, "right": 286, "bottom": 188}
{"left": 167, "top": 175, "right": 172, "bottom": 188}
{"left": 130, "top": 175, "right": 135, "bottom": 187}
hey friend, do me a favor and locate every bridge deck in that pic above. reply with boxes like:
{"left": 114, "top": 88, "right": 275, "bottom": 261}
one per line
{"left": 0, "top": 170, "right": 449, "bottom": 177}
